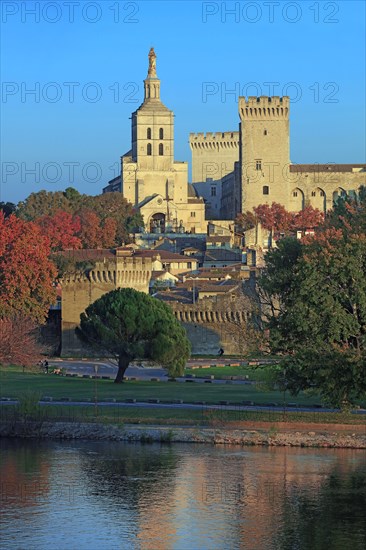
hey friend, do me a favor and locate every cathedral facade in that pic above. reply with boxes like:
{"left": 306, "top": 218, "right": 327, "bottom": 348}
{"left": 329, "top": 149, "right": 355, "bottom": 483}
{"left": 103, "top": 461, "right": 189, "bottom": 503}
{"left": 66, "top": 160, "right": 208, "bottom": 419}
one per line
{"left": 104, "top": 48, "right": 206, "bottom": 234}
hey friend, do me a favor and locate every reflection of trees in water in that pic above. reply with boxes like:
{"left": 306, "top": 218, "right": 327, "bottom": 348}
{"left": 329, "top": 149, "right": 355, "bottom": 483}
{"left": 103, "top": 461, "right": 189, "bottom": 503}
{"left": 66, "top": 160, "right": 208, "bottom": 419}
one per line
{"left": 274, "top": 466, "right": 366, "bottom": 549}
{"left": 79, "top": 442, "right": 180, "bottom": 507}
{"left": 1, "top": 439, "right": 51, "bottom": 509}
{"left": 2, "top": 439, "right": 44, "bottom": 473}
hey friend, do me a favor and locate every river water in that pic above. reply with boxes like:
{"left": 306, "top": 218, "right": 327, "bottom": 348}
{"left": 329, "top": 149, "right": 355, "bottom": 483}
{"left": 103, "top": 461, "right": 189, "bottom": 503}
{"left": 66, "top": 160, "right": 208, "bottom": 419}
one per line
{"left": 1, "top": 439, "right": 365, "bottom": 549}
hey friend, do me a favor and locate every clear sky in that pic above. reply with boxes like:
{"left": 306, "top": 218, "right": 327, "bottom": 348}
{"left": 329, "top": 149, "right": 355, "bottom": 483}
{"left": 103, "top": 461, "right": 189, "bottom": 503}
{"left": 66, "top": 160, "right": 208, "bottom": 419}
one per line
{"left": 1, "top": 0, "right": 365, "bottom": 204}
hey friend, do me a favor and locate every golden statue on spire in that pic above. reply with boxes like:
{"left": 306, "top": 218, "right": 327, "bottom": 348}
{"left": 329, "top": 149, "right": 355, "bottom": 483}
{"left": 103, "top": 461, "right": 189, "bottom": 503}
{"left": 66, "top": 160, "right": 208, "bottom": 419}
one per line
{"left": 148, "top": 47, "right": 157, "bottom": 77}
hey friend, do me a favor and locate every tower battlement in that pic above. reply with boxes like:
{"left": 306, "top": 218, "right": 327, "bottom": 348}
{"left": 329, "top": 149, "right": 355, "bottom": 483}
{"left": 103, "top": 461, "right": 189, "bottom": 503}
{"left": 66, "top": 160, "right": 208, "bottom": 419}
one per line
{"left": 189, "top": 131, "right": 239, "bottom": 150}
{"left": 239, "top": 96, "right": 289, "bottom": 120}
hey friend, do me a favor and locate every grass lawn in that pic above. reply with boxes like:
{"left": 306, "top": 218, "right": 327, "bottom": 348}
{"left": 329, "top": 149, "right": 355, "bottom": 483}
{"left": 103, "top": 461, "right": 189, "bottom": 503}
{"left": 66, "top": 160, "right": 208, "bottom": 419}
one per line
{"left": 0, "top": 366, "right": 329, "bottom": 406}
{"left": 2, "top": 367, "right": 365, "bottom": 413}
{"left": 1, "top": 403, "right": 364, "bottom": 426}
{"left": 185, "top": 365, "right": 272, "bottom": 380}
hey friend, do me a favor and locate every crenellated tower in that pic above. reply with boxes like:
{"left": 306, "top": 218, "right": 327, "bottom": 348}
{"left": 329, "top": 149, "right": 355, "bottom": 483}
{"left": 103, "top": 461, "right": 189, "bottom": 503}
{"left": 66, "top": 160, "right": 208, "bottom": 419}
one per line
{"left": 189, "top": 131, "right": 239, "bottom": 218}
{"left": 61, "top": 252, "right": 152, "bottom": 355}
{"left": 189, "top": 131, "right": 239, "bottom": 183}
{"left": 239, "top": 96, "right": 290, "bottom": 212}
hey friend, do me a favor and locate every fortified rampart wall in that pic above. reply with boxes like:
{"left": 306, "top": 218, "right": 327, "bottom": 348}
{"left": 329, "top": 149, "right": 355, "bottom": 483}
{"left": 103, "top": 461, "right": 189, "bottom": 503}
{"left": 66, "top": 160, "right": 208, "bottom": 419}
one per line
{"left": 61, "top": 258, "right": 152, "bottom": 355}
{"left": 169, "top": 298, "right": 253, "bottom": 355}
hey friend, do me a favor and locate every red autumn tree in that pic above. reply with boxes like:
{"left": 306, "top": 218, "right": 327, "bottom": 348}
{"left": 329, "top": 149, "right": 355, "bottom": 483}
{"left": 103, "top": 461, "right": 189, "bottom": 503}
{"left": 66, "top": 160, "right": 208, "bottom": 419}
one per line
{"left": 87, "top": 192, "right": 143, "bottom": 244}
{"left": 292, "top": 205, "right": 324, "bottom": 232}
{"left": 100, "top": 217, "right": 117, "bottom": 248}
{"left": 77, "top": 208, "right": 117, "bottom": 249}
{"left": 253, "top": 203, "right": 274, "bottom": 230}
{"left": 254, "top": 202, "right": 293, "bottom": 234}
{"left": 77, "top": 208, "right": 102, "bottom": 248}
{"left": 35, "top": 210, "right": 82, "bottom": 252}
{"left": 0, "top": 214, "right": 57, "bottom": 323}
{"left": 0, "top": 316, "right": 44, "bottom": 367}
{"left": 235, "top": 211, "right": 257, "bottom": 233}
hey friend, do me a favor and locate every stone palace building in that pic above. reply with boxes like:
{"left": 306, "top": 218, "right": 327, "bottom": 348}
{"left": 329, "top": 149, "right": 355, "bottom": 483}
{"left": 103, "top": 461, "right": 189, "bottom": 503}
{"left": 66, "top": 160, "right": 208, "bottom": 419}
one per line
{"left": 104, "top": 49, "right": 365, "bottom": 226}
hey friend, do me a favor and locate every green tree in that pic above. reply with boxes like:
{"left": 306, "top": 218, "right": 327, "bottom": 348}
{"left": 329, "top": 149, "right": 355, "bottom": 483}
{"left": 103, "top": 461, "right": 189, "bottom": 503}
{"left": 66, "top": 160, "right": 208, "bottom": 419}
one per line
{"left": 77, "top": 288, "right": 191, "bottom": 383}
{"left": 85, "top": 192, "right": 143, "bottom": 244}
{"left": 259, "top": 191, "right": 366, "bottom": 408}
{"left": 17, "top": 188, "right": 143, "bottom": 246}
{"left": 258, "top": 237, "right": 302, "bottom": 339}
{"left": 0, "top": 202, "right": 16, "bottom": 217}
{"left": 17, "top": 190, "right": 73, "bottom": 220}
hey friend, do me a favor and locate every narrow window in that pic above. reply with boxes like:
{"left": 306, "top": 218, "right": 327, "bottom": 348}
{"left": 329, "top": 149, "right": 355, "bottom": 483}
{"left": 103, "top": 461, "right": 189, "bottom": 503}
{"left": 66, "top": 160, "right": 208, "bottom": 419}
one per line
{"left": 147, "top": 143, "right": 152, "bottom": 156}
{"left": 190, "top": 212, "right": 196, "bottom": 218}
{"left": 311, "top": 191, "right": 316, "bottom": 197}
{"left": 293, "top": 191, "right": 298, "bottom": 197}
{"left": 159, "top": 128, "right": 164, "bottom": 139}
{"left": 264, "top": 129, "right": 267, "bottom": 135}
{"left": 263, "top": 185, "right": 269, "bottom": 195}
{"left": 147, "top": 128, "right": 151, "bottom": 139}
{"left": 320, "top": 190, "right": 325, "bottom": 197}
{"left": 159, "top": 143, "right": 164, "bottom": 155}
{"left": 211, "top": 186, "right": 216, "bottom": 196}
{"left": 256, "top": 160, "right": 262, "bottom": 171}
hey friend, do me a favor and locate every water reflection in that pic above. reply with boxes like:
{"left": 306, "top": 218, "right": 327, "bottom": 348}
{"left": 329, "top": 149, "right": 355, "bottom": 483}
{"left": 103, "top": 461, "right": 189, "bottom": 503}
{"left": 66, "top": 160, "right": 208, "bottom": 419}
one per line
{"left": 1, "top": 440, "right": 365, "bottom": 549}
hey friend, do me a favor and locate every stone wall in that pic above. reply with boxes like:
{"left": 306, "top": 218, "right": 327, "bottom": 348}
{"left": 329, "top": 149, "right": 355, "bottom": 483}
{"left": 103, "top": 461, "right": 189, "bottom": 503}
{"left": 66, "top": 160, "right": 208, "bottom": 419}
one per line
{"left": 61, "top": 256, "right": 152, "bottom": 356}
{"left": 170, "top": 292, "right": 255, "bottom": 355}
{"left": 190, "top": 132, "right": 240, "bottom": 219}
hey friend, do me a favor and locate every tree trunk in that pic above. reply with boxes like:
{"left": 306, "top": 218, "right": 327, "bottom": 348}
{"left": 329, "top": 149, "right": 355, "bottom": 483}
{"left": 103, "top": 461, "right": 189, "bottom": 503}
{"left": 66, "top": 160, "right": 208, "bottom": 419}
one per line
{"left": 114, "top": 355, "right": 130, "bottom": 383}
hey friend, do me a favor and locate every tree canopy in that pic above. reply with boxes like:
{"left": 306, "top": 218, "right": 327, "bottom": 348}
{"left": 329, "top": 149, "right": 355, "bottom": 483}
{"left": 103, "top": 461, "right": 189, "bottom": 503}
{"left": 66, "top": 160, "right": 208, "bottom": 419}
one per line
{"left": 17, "top": 188, "right": 143, "bottom": 248}
{"left": 78, "top": 288, "right": 191, "bottom": 382}
{"left": 0, "top": 202, "right": 16, "bottom": 218}
{"left": 235, "top": 203, "right": 324, "bottom": 240}
{"left": 259, "top": 190, "right": 366, "bottom": 408}
{"left": 0, "top": 316, "right": 44, "bottom": 367}
{"left": 0, "top": 214, "right": 57, "bottom": 323}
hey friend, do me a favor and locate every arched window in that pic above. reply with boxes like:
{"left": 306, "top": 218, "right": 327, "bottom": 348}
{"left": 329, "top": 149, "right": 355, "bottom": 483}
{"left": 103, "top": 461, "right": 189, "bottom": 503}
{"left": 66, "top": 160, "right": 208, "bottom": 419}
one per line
{"left": 147, "top": 143, "right": 152, "bottom": 156}
{"left": 147, "top": 128, "right": 151, "bottom": 139}
{"left": 159, "top": 143, "right": 164, "bottom": 156}
{"left": 159, "top": 128, "right": 164, "bottom": 139}
{"left": 263, "top": 185, "right": 269, "bottom": 195}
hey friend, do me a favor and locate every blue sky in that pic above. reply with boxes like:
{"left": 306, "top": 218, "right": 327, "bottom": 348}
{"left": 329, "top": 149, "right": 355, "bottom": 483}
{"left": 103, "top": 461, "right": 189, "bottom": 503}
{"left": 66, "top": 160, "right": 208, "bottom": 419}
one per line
{"left": 1, "top": 0, "right": 365, "bottom": 204}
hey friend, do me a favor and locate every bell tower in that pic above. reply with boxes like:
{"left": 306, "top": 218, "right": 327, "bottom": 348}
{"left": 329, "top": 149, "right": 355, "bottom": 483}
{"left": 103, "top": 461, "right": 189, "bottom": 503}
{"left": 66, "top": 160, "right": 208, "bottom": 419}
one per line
{"left": 143, "top": 47, "right": 160, "bottom": 99}
{"left": 120, "top": 49, "right": 206, "bottom": 234}
{"left": 131, "top": 47, "right": 174, "bottom": 170}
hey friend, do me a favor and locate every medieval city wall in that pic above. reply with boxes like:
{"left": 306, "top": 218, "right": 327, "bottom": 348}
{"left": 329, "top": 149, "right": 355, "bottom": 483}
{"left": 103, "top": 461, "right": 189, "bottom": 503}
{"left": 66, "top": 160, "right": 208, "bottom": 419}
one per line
{"left": 61, "top": 258, "right": 152, "bottom": 356}
{"left": 171, "top": 298, "right": 254, "bottom": 355}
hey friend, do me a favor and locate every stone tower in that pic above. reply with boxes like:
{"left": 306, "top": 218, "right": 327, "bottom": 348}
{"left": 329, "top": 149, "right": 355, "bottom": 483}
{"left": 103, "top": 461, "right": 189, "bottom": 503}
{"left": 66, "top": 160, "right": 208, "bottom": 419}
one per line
{"left": 189, "top": 132, "right": 239, "bottom": 218}
{"left": 238, "top": 96, "right": 290, "bottom": 212}
{"left": 131, "top": 47, "right": 174, "bottom": 171}
{"left": 121, "top": 48, "right": 206, "bottom": 233}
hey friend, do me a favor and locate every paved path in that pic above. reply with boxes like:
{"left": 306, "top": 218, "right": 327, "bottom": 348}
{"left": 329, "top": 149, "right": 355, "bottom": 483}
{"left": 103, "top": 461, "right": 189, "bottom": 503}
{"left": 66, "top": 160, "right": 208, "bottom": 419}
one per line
{"left": 49, "top": 359, "right": 165, "bottom": 379}
{"left": 1, "top": 399, "right": 365, "bottom": 415}
{"left": 48, "top": 359, "right": 255, "bottom": 384}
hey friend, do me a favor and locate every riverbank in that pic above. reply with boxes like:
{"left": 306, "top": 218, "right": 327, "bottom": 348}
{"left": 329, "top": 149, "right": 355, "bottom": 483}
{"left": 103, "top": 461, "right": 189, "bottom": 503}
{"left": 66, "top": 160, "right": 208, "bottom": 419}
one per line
{"left": 1, "top": 421, "right": 365, "bottom": 448}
